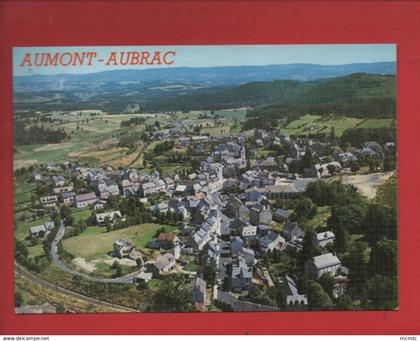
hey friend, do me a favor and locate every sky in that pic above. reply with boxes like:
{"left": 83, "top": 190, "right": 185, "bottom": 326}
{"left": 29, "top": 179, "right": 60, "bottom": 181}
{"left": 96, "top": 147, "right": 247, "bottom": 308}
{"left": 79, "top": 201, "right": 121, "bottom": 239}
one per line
{"left": 13, "top": 44, "right": 396, "bottom": 76}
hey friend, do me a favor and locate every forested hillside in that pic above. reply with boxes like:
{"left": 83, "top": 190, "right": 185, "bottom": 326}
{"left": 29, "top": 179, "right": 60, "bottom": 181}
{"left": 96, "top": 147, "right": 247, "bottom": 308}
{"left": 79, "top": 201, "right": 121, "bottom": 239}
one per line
{"left": 245, "top": 73, "right": 396, "bottom": 124}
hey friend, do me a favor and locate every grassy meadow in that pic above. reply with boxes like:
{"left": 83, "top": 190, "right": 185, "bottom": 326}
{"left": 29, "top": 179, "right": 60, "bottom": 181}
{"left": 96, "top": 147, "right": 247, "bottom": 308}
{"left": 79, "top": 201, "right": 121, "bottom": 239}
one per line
{"left": 62, "top": 223, "right": 177, "bottom": 260}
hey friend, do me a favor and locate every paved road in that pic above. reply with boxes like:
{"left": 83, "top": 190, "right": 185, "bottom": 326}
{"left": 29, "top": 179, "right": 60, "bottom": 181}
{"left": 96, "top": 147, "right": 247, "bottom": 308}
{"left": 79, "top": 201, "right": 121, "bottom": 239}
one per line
{"left": 15, "top": 262, "right": 138, "bottom": 312}
{"left": 51, "top": 223, "right": 142, "bottom": 284}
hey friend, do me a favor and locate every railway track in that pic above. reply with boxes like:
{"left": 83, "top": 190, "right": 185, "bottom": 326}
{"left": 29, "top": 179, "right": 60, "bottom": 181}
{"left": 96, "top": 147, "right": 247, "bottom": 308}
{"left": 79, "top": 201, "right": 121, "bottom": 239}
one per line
{"left": 14, "top": 262, "right": 139, "bottom": 313}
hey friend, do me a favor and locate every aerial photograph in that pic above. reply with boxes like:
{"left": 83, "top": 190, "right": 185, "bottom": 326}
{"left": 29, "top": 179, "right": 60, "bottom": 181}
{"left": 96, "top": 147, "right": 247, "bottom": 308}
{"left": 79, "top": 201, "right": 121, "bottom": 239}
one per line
{"left": 13, "top": 44, "right": 397, "bottom": 313}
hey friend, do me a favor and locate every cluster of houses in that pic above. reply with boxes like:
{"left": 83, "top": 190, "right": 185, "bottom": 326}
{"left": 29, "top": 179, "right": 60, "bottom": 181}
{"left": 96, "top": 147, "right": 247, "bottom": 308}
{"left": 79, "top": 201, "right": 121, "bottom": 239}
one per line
{"left": 253, "top": 128, "right": 393, "bottom": 176}
{"left": 133, "top": 134, "right": 349, "bottom": 310}
{"left": 25, "top": 124, "right": 396, "bottom": 311}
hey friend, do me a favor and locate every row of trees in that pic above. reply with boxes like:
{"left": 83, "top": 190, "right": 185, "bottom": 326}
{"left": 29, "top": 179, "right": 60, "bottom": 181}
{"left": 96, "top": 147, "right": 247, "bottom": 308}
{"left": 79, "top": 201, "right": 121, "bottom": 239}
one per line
{"left": 153, "top": 140, "right": 175, "bottom": 154}
{"left": 340, "top": 127, "right": 396, "bottom": 148}
{"left": 120, "top": 117, "right": 146, "bottom": 127}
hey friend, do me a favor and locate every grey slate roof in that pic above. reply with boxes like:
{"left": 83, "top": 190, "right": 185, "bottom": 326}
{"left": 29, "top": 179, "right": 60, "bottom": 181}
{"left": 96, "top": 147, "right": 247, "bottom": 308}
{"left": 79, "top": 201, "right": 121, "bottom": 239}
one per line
{"left": 311, "top": 253, "right": 341, "bottom": 269}
{"left": 75, "top": 192, "right": 97, "bottom": 202}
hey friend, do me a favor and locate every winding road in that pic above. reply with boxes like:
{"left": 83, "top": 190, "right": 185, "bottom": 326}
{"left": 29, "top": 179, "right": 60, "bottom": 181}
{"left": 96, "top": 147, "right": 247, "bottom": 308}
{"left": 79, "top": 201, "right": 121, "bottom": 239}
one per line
{"left": 51, "top": 222, "right": 142, "bottom": 284}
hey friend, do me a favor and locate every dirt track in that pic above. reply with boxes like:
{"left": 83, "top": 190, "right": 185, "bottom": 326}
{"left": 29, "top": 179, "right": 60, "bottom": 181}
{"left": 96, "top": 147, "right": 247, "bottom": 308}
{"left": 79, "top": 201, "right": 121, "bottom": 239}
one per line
{"left": 341, "top": 171, "right": 394, "bottom": 199}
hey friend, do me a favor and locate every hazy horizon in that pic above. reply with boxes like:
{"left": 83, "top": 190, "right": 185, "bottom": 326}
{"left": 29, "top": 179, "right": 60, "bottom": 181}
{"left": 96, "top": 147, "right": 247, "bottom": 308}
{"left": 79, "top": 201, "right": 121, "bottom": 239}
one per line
{"left": 14, "top": 61, "right": 396, "bottom": 78}
{"left": 13, "top": 44, "right": 396, "bottom": 76}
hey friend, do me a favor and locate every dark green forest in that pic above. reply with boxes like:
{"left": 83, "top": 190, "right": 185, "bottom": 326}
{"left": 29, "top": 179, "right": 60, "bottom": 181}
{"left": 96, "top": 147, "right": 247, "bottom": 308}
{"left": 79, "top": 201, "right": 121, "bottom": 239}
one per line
{"left": 245, "top": 74, "right": 396, "bottom": 123}
{"left": 13, "top": 119, "right": 69, "bottom": 146}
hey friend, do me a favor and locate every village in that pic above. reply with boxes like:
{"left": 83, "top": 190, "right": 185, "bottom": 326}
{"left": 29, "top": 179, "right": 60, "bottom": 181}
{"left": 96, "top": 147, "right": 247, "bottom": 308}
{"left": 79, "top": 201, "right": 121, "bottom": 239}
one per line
{"left": 16, "top": 119, "right": 396, "bottom": 312}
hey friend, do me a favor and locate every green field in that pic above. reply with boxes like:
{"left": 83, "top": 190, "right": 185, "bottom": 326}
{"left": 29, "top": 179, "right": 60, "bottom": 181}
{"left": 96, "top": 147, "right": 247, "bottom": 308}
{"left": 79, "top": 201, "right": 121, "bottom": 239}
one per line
{"left": 357, "top": 118, "right": 395, "bottom": 129}
{"left": 71, "top": 207, "right": 92, "bottom": 222}
{"left": 62, "top": 223, "right": 177, "bottom": 260}
{"left": 280, "top": 114, "right": 394, "bottom": 137}
{"left": 200, "top": 125, "right": 232, "bottom": 136}
{"left": 15, "top": 214, "right": 53, "bottom": 259}
{"left": 14, "top": 182, "right": 36, "bottom": 208}
{"left": 215, "top": 109, "right": 247, "bottom": 121}
{"left": 13, "top": 111, "right": 155, "bottom": 169}
{"left": 14, "top": 142, "right": 82, "bottom": 167}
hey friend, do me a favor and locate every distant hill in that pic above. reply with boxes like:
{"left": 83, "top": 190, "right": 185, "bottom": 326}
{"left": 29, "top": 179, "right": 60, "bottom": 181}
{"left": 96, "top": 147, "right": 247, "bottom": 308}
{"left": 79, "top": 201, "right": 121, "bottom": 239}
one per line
{"left": 13, "top": 66, "right": 396, "bottom": 118}
{"left": 14, "top": 62, "right": 396, "bottom": 92}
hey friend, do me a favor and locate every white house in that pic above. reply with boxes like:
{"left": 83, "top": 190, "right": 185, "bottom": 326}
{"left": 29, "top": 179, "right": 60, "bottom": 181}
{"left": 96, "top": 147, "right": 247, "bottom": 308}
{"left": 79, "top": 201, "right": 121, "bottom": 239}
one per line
{"left": 315, "top": 231, "right": 335, "bottom": 248}
{"left": 96, "top": 210, "right": 123, "bottom": 225}
{"left": 304, "top": 253, "right": 342, "bottom": 280}
{"left": 39, "top": 195, "right": 58, "bottom": 208}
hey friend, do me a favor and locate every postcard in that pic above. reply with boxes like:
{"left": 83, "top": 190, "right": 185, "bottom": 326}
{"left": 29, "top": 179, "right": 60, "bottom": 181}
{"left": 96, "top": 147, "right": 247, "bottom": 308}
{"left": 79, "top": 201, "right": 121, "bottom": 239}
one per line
{"left": 12, "top": 44, "right": 397, "bottom": 314}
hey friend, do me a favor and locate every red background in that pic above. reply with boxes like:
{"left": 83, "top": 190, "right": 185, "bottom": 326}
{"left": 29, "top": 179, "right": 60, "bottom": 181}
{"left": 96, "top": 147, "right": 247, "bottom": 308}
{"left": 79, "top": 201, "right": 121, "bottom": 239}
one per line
{"left": 1, "top": 0, "right": 420, "bottom": 335}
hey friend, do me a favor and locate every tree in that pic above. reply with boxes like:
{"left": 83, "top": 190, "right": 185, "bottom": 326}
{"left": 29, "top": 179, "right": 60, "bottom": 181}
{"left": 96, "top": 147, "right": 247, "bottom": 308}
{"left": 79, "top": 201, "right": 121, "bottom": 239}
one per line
{"left": 318, "top": 273, "right": 335, "bottom": 299}
{"left": 366, "top": 275, "right": 398, "bottom": 309}
{"left": 293, "top": 197, "right": 317, "bottom": 222}
{"left": 53, "top": 215, "right": 61, "bottom": 229}
{"left": 369, "top": 238, "right": 398, "bottom": 278}
{"left": 327, "top": 164, "right": 338, "bottom": 176}
{"left": 363, "top": 204, "right": 397, "bottom": 244}
{"left": 14, "top": 239, "right": 29, "bottom": 262}
{"left": 302, "top": 230, "right": 320, "bottom": 260}
{"left": 335, "top": 294, "right": 355, "bottom": 310}
{"left": 306, "top": 180, "right": 363, "bottom": 207}
{"left": 330, "top": 126, "right": 336, "bottom": 143}
{"left": 368, "top": 158, "right": 377, "bottom": 172}
{"left": 56, "top": 303, "right": 66, "bottom": 314}
{"left": 304, "top": 280, "right": 333, "bottom": 310}
{"left": 149, "top": 275, "right": 193, "bottom": 312}
{"left": 76, "top": 219, "right": 87, "bottom": 232}
{"left": 15, "top": 291, "right": 24, "bottom": 307}
{"left": 328, "top": 205, "right": 365, "bottom": 235}
{"left": 350, "top": 160, "right": 360, "bottom": 173}
{"left": 345, "top": 241, "right": 369, "bottom": 295}
{"left": 383, "top": 151, "right": 396, "bottom": 171}
{"left": 104, "top": 216, "right": 112, "bottom": 232}
{"left": 302, "top": 150, "right": 314, "bottom": 169}
{"left": 288, "top": 160, "right": 304, "bottom": 174}
{"left": 247, "top": 285, "right": 277, "bottom": 307}
{"left": 305, "top": 181, "right": 331, "bottom": 206}
{"left": 333, "top": 224, "right": 350, "bottom": 252}
{"left": 203, "top": 264, "right": 216, "bottom": 286}
{"left": 60, "top": 205, "right": 74, "bottom": 226}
